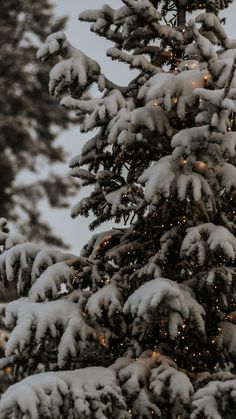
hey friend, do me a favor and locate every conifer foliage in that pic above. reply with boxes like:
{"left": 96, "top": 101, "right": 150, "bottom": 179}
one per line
{"left": 0, "top": 0, "right": 76, "bottom": 246}
{"left": 1, "top": 0, "right": 236, "bottom": 417}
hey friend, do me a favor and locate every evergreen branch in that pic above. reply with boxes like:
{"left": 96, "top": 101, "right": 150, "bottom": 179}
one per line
{"left": 223, "top": 57, "right": 236, "bottom": 99}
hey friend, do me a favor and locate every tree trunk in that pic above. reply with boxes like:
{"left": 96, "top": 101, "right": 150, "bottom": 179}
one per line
{"left": 177, "top": 5, "right": 186, "bottom": 27}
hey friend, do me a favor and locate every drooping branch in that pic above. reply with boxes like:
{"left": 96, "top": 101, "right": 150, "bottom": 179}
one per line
{"left": 224, "top": 57, "right": 236, "bottom": 99}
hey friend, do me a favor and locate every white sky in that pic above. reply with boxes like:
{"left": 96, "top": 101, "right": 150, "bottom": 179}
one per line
{"left": 44, "top": 0, "right": 236, "bottom": 253}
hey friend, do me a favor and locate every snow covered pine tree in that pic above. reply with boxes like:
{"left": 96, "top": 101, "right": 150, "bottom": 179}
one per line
{"left": 1, "top": 0, "right": 236, "bottom": 417}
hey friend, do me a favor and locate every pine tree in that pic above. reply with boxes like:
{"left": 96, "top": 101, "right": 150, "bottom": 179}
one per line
{"left": 0, "top": 0, "right": 76, "bottom": 247}
{"left": 1, "top": 0, "right": 236, "bottom": 417}
{"left": 0, "top": 0, "right": 77, "bottom": 392}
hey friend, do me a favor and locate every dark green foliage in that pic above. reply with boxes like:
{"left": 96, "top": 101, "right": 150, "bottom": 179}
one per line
{"left": 0, "top": 0, "right": 77, "bottom": 247}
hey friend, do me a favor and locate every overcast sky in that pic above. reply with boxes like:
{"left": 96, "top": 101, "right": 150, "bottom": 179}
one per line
{"left": 44, "top": 0, "right": 236, "bottom": 254}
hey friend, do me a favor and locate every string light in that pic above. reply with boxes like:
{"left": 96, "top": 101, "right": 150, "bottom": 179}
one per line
{"left": 194, "top": 161, "right": 208, "bottom": 173}
{"left": 98, "top": 334, "right": 108, "bottom": 348}
{"left": 179, "top": 158, "right": 187, "bottom": 167}
{"left": 3, "top": 367, "right": 12, "bottom": 374}
{"left": 225, "top": 312, "right": 236, "bottom": 322}
{"left": 151, "top": 350, "right": 161, "bottom": 360}
{"left": 96, "top": 235, "right": 112, "bottom": 252}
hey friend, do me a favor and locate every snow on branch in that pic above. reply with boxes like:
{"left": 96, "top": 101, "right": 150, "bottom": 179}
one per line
{"left": 209, "top": 58, "right": 233, "bottom": 89}
{"left": 0, "top": 243, "right": 74, "bottom": 295}
{"left": 122, "top": 0, "right": 162, "bottom": 22}
{"left": 61, "top": 89, "right": 129, "bottom": 132}
{"left": 193, "top": 53, "right": 236, "bottom": 133}
{"left": 196, "top": 13, "right": 228, "bottom": 47}
{"left": 79, "top": 9, "right": 102, "bottom": 23}
{"left": 191, "top": 375, "right": 236, "bottom": 419}
{"left": 138, "top": 262, "right": 162, "bottom": 280}
{"left": 106, "top": 47, "right": 160, "bottom": 75}
{"left": 0, "top": 218, "right": 26, "bottom": 250}
{"left": 0, "top": 371, "right": 68, "bottom": 418}
{"left": 4, "top": 294, "right": 96, "bottom": 367}
{"left": 212, "top": 131, "right": 236, "bottom": 158}
{"left": 0, "top": 367, "right": 127, "bottom": 419}
{"left": 204, "top": 0, "right": 234, "bottom": 13}
{"left": 71, "top": 193, "right": 103, "bottom": 219}
{"left": 110, "top": 352, "right": 195, "bottom": 417}
{"left": 124, "top": 278, "right": 205, "bottom": 338}
{"left": 29, "top": 262, "right": 73, "bottom": 301}
{"left": 122, "top": 0, "right": 182, "bottom": 44}
{"left": 217, "top": 163, "right": 236, "bottom": 192}
{"left": 181, "top": 223, "right": 236, "bottom": 263}
{"left": 37, "top": 31, "right": 72, "bottom": 61}
{"left": 105, "top": 184, "right": 142, "bottom": 215}
{"left": 81, "top": 229, "right": 122, "bottom": 259}
{"left": 107, "top": 108, "right": 134, "bottom": 145}
{"left": 194, "top": 266, "right": 236, "bottom": 311}
{"left": 153, "top": 226, "right": 181, "bottom": 265}
{"left": 187, "top": 20, "right": 217, "bottom": 61}
{"left": 131, "top": 102, "right": 173, "bottom": 137}
{"left": 138, "top": 156, "right": 175, "bottom": 200}
{"left": 0, "top": 243, "right": 40, "bottom": 286}
{"left": 216, "top": 321, "right": 236, "bottom": 359}
{"left": 171, "top": 125, "right": 210, "bottom": 158}
{"left": 30, "top": 248, "right": 74, "bottom": 283}
{"left": 177, "top": 173, "right": 213, "bottom": 202}
{"left": 194, "top": 88, "right": 236, "bottom": 112}
{"left": 112, "top": 354, "right": 161, "bottom": 416}
{"left": 138, "top": 70, "right": 210, "bottom": 118}
{"left": 86, "top": 283, "right": 123, "bottom": 321}
{"left": 80, "top": 1, "right": 182, "bottom": 49}
{"left": 150, "top": 355, "right": 194, "bottom": 415}
{"left": 139, "top": 156, "right": 213, "bottom": 204}
{"left": 80, "top": 6, "right": 124, "bottom": 43}
{"left": 105, "top": 241, "right": 144, "bottom": 264}
{"left": 37, "top": 32, "right": 101, "bottom": 97}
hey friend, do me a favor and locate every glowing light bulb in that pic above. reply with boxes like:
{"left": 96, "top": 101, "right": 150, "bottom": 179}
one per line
{"left": 98, "top": 335, "right": 108, "bottom": 348}
{"left": 179, "top": 158, "right": 187, "bottom": 168}
{"left": 194, "top": 161, "right": 207, "bottom": 173}
{"left": 151, "top": 350, "right": 161, "bottom": 360}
